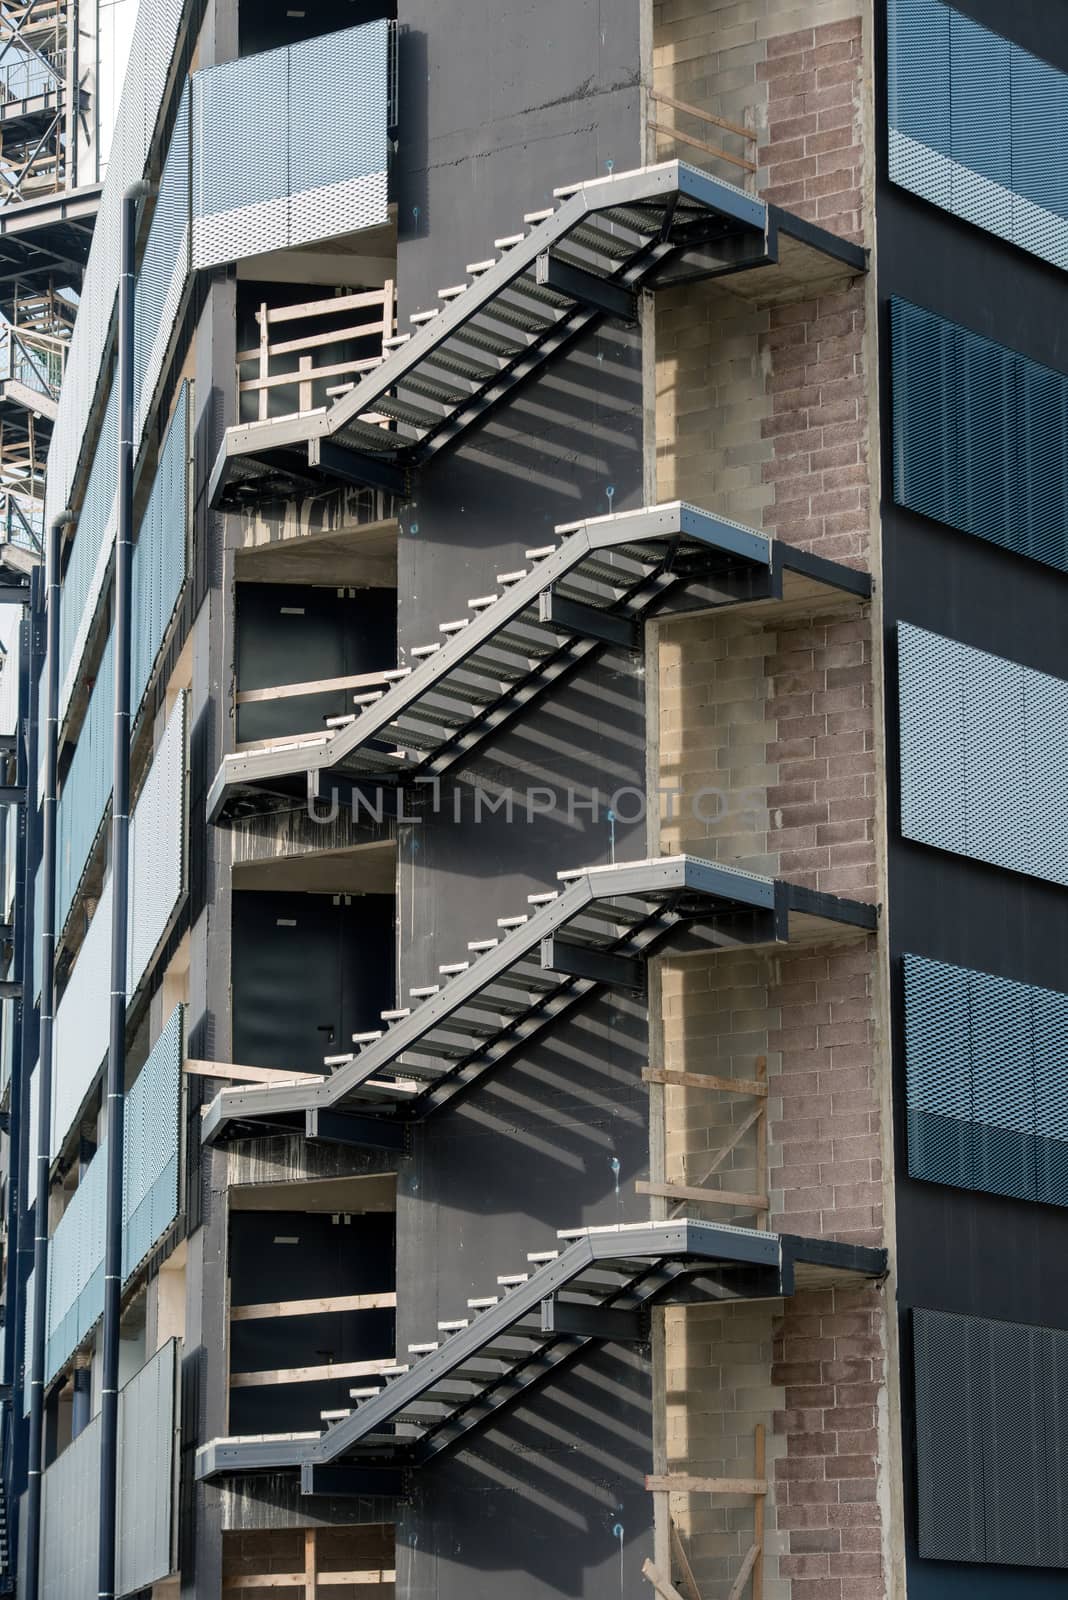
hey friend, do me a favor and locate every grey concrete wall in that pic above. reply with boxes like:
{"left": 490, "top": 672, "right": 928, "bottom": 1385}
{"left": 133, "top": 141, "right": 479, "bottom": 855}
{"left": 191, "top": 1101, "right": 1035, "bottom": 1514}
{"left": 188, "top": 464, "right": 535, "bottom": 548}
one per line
{"left": 392, "top": 1, "right": 654, "bottom": 1594}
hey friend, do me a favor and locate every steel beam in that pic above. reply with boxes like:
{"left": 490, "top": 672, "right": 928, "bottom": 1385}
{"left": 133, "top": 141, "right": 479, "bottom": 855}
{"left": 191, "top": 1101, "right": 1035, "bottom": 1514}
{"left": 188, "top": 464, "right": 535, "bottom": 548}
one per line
{"left": 300, "top": 1463, "right": 406, "bottom": 1497}
{"left": 539, "top": 935, "right": 646, "bottom": 992}
{"left": 535, "top": 251, "right": 638, "bottom": 321}
{"left": 537, "top": 589, "right": 639, "bottom": 649}
{"left": 305, "top": 1106, "right": 408, "bottom": 1154}
{"left": 539, "top": 1297, "right": 647, "bottom": 1342}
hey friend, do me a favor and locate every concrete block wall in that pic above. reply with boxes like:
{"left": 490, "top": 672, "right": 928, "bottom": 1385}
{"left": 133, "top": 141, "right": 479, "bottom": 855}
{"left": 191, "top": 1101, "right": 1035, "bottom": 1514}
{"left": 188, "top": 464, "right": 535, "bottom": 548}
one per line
{"left": 651, "top": 3, "right": 890, "bottom": 1597}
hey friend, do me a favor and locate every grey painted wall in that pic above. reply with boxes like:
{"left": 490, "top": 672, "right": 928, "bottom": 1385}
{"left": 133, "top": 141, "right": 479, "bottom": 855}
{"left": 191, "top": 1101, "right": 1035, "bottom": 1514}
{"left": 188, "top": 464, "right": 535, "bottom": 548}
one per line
{"left": 392, "top": 1, "right": 653, "bottom": 1593}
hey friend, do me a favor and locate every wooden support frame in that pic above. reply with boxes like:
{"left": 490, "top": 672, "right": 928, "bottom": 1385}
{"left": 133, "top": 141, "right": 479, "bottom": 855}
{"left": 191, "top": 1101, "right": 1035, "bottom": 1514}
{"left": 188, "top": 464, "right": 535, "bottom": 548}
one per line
{"left": 230, "top": 1291, "right": 396, "bottom": 1321}
{"left": 239, "top": 284, "right": 396, "bottom": 423}
{"left": 644, "top": 1425, "right": 766, "bottom": 1600}
{"left": 647, "top": 90, "right": 758, "bottom": 175}
{"left": 229, "top": 1355, "right": 397, "bottom": 1390}
{"left": 642, "top": 1057, "right": 770, "bottom": 1228}
{"left": 235, "top": 669, "right": 395, "bottom": 708}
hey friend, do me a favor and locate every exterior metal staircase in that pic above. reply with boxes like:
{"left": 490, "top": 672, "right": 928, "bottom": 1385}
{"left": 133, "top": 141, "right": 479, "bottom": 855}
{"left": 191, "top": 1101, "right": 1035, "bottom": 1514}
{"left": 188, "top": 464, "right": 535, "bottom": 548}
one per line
{"left": 201, "top": 854, "right": 876, "bottom": 1148}
{"left": 209, "top": 160, "right": 867, "bottom": 509}
{"left": 210, "top": 500, "right": 871, "bottom": 821}
{"left": 196, "top": 1217, "right": 887, "bottom": 1486}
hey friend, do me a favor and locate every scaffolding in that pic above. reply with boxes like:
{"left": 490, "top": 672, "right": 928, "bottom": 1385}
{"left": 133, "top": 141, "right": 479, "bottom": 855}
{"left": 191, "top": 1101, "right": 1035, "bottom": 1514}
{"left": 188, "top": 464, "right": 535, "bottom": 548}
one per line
{"left": 0, "top": 282, "right": 72, "bottom": 552}
{"left": 0, "top": 0, "right": 78, "bottom": 208}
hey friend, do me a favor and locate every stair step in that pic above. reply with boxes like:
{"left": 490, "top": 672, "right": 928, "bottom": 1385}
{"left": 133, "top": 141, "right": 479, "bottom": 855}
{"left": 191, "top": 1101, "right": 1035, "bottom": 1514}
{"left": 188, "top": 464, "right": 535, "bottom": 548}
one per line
{"left": 438, "top": 1319, "right": 469, "bottom": 1332}
{"left": 468, "top": 593, "right": 498, "bottom": 610}
{"left": 321, "top": 1409, "right": 351, "bottom": 1422}
{"left": 494, "top": 232, "right": 525, "bottom": 248}
{"left": 526, "top": 545, "right": 557, "bottom": 560}
{"left": 497, "top": 1273, "right": 529, "bottom": 1287}
{"left": 324, "top": 1053, "right": 354, "bottom": 1067}
{"left": 382, "top": 667, "right": 412, "bottom": 682}
{"left": 467, "top": 938, "right": 499, "bottom": 952}
{"left": 524, "top": 207, "right": 555, "bottom": 224}
{"left": 410, "top": 985, "right": 440, "bottom": 999}
{"left": 439, "top": 962, "right": 470, "bottom": 976}
{"left": 438, "top": 283, "right": 468, "bottom": 299}
{"left": 527, "top": 1251, "right": 560, "bottom": 1263}
{"left": 381, "top": 1009, "right": 411, "bottom": 1022}
{"left": 527, "top": 891, "right": 558, "bottom": 905}
{"left": 467, "top": 1296, "right": 499, "bottom": 1309}
{"left": 497, "top": 914, "right": 528, "bottom": 929}
{"left": 466, "top": 258, "right": 496, "bottom": 274}
{"left": 350, "top": 1386, "right": 386, "bottom": 1398}
{"left": 410, "top": 309, "right": 440, "bottom": 324}
{"left": 496, "top": 568, "right": 527, "bottom": 585}
{"left": 382, "top": 333, "right": 412, "bottom": 348}
{"left": 409, "top": 1342, "right": 439, "bottom": 1354}
{"left": 352, "top": 1031, "right": 383, "bottom": 1045}
{"left": 410, "top": 643, "right": 442, "bottom": 658}
{"left": 439, "top": 619, "right": 470, "bottom": 634}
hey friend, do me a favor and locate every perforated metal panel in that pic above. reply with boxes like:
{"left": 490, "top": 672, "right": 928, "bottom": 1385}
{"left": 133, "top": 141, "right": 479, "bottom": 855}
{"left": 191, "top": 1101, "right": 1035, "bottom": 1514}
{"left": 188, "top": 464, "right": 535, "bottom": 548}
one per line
{"left": 903, "top": 954, "right": 972, "bottom": 1188}
{"left": 56, "top": 634, "right": 114, "bottom": 933}
{"left": 38, "top": 1406, "right": 99, "bottom": 1597}
{"left": 58, "top": 374, "right": 118, "bottom": 722}
{"left": 45, "top": 1145, "right": 106, "bottom": 1383}
{"left": 37, "top": 1340, "right": 177, "bottom": 1598}
{"left": 887, "top": 0, "right": 1068, "bottom": 271}
{"left": 123, "top": 1006, "right": 182, "bottom": 1278}
{"left": 127, "top": 691, "right": 186, "bottom": 993}
{"left": 130, "top": 385, "right": 189, "bottom": 718}
{"left": 51, "top": 877, "right": 112, "bottom": 1160}
{"left": 116, "top": 1339, "right": 177, "bottom": 1592}
{"left": 134, "top": 85, "right": 191, "bottom": 439}
{"left": 904, "top": 953, "right": 1068, "bottom": 1207}
{"left": 899, "top": 624, "right": 1068, "bottom": 887}
{"left": 913, "top": 1307, "right": 986, "bottom": 1562}
{"left": 191, "top": 21, "right": 390, "bottom": 270}
{"left": 45, "top": 0, "right": 190, "bottom": 535}
{"left": 891, "top": 299, "right": 1068, "bottom": 575}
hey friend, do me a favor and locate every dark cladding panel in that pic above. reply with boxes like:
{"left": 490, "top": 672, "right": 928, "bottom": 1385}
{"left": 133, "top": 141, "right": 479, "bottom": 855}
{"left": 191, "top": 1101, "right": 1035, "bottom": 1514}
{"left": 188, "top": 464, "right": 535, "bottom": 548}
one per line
{"left": 913, "top": 1307, "right": 987, "bottom": 1562}
{"left": 232, "top": 891, "right": 394, "bottom": 1073}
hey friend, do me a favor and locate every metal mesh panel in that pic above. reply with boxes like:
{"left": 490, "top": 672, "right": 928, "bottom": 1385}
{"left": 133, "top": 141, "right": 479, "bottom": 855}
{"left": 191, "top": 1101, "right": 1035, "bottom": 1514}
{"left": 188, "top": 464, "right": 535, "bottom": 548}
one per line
{"left": 39, "top": 1408, "right": 99, "bottom": 1597}
{"left": 969, "top": 969, "right": 1034, "bottom": 1202}
{"left": 123, "top": 1006, "right": 182, "bottom": 1278}
{"left": 58, "top": 375, "right": 118, "bottom": 721}
{"left": 116, "top": 1340, "right": 177, "bottom": 1592}
{"left": 905, "top": 953, "right": 1068, "bottom": 1209}
{"left": 56, "top": 634, "right": 115, "bottom": 933}
{"left": 37, "top": 1341, "right": 176, "bottom": 1597}
{"left": 887, "top": 0, "right": 1068, "bottom": 271}
{"left": 191, "top": 21, "right": 390, "bottom": 269}
{"left": 1033, "top": 986, "right": 1068, "bottom": 1208}
{"left": 897, "top": 624, "right": 966, "bottom": 855}
{"left": 130, "top": 385, "right": 189, "bottom": 718}
{"left": 886, "top": 0, "right": 951, "bottom": 210}
{"left": 890, "top": 299, "right": 1068, "bottom": 576}
{"left": 127, "top": 692, "right": 186, "bottom": 993}
{"left": 904, "top": 954, "right": 972, "bottom": 1187}
{"left": 45, "top": 0, "right": 190, "bottom": 534}
{"left": 914, "top": 1307, "right": 987, "bottom": 1561}
{"left": 1010, "top": 45, "right": 1068, "bottom": 271}
{"left": 982, "top": 1318, "right": 1049, "bottom": 1565}
{"left": 134, "top": 84, "right": 191, "bottom": 439}
{"left": 51, "top": 877, "right": 112, "bottom": 1160}
{"left": 45, "top": 1147, "right": 106, "bottom": 1382}
{"left": 948, "top": 9, "right": 1013, "bottom": 245}
{"left": 959, "top": 639, "right": 1029, "bottom": 878}
{"left": 898, "top": 623, "right": 1068, "bottom": 887}
{"left": 1041, "top": 1328, "right": 1068, "bottom": 1567}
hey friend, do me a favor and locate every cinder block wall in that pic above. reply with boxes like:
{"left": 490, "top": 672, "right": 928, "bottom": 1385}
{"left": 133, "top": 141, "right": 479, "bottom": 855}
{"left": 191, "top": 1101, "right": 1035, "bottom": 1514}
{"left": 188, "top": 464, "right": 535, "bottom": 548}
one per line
{"left": 651, "top": 4, "right": 890, "bottom": 1598}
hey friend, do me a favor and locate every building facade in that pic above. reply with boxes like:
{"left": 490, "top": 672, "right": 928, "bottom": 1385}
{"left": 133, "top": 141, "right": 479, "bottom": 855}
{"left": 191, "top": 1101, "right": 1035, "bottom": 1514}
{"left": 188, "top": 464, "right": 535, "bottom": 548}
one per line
{"left": 0, "top": 0, "right": 1064, "bottom": 1596}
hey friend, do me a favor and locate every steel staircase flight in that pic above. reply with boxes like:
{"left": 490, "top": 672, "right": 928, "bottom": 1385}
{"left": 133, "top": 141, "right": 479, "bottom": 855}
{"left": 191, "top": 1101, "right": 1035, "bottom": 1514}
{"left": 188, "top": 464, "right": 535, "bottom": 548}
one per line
{"left": 201, "top": 854, "right": 876, "bottom": 1147}
{"left": 209, "top": 160, "right": 867, "bottom": 510}
{"left": 209, "top": 501, "right": 871, "bottom": 822}
{"left": 196, "top": 1217, "right": 887, "bottom": 1484}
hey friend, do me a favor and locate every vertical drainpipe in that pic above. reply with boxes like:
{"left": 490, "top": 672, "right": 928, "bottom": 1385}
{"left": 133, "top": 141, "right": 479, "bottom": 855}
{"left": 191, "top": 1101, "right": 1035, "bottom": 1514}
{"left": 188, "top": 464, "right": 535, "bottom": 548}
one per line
{"left": 22, "top": 509, "right": 68, "bottom": 1600}
{"left": 98, "top": 179, "right": 148, "bottom": 1600}
{"left": 4, "top": 569, "right": 41, "bottom": 1573}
